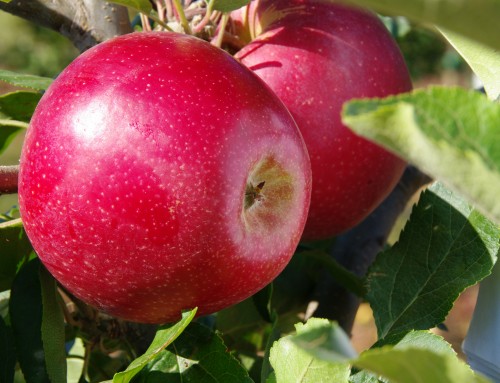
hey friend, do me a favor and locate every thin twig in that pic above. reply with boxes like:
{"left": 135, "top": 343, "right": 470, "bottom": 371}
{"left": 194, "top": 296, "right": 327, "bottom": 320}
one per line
{"left": 0, "top": 165, "right": 19, "bottom": 195}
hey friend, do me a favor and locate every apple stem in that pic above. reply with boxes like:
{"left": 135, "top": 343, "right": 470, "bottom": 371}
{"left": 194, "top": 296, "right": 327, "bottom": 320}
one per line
{"left": 0, "top": 165, "right": 19, "bottom": 195}
{"left": 172, "top": 0, "right": 192, "bottom": 34}
{"left": 213, "top": 12, "right": 230, "bottom": 48}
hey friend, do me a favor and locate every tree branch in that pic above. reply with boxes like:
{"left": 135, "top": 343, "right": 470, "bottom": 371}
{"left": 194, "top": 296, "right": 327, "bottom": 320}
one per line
{"left": 0, "top": 0, "right": 132, "bottom": 52}
{"left": 312, "top": 166, "right": 433, "bottom": 334}
{"left": 0, "top": 165, "right": 19, "bottom": 195}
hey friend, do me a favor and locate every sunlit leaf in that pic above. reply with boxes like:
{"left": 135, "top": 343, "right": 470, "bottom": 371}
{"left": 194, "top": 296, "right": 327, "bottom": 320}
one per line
{"left": 342, "top": 0, "right": 500, "bottom": 50}
{"left": 0, "top": 69, "right": 52, "bottom": 91}
{"left": 343, "top": 87, "right": 500, "bottom": 224}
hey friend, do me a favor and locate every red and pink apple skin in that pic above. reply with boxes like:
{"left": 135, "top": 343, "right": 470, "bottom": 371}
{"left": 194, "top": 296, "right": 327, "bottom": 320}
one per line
{"left": 18, "top": 32, "right": 312, "bottom": 324}
{"left": 235, "top": 0, "right": 412, "bottom": 240}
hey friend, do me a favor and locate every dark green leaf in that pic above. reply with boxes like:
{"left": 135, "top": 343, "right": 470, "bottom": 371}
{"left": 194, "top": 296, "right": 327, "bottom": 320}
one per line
{"left": 0, "top": 91, "right": 41, "bottom": 122}
{"left": 0, "top": 125, "right": 22, "bottom": 155}
{"left": 40, "top": 267, "right": 66, "bottom": 383}
{"left": 269, "top": 319, "right": 352, "bottom": 383}
{"left": 366, "top": 183, "right": 499, "bottom": 342}
{"left": 213, "top": 0, "right": 250, "bottom": 12}
{"left": 252, "top": 283, "right": 274, "bottom": 323}
{"left": 343, "top": 87, "right": 500, "bottom": 225}
{"left": 107, "top": 0, "right": 152, "bottom": 14}
{"left": 9, "top": 258, "right": 50, "bottom": 383}
{"left": 133, "top": 322, "right": 253, "bottom": 383}
{"left": 343, "top": 0, "right": 500, "bottom": 50}
{"left": 300, "top": 250, "right": 366, "bottom": 297}
{"left": 0, "top": 316, "right": 16, "bottom": 383}
{"left": 0, "top": 219, "right": 34, "bottom": 292}
{"left": 112, "top": 308, "right": 197, "bottom": 383}
{"left": 0, "top": 70, "right": 52, "bottom": 91}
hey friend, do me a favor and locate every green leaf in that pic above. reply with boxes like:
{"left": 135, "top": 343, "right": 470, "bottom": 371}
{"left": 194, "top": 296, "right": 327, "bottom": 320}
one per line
{"left": 342, "top": 0, "right": 500, "bottom": 50}
{"left": 0, "top": 315, "right": 16, "bottom": 383}
{"left": 0, "top": 70, "right": 52, "bottom": 91}
{"left": 107, "top": 0, "right": 152, "bottom": 14}
{"left": 261, "top": 316, "right": 280, "bottom": 383}
{"left": 269, "top": 318, "right": 351, "bottom": 383}
{"left": 0, "top": 91, "right": 39, "bottom": 154}
{"left": 366, "top": 183, "right": 499, "bottom": 342}
{"left": 342, "top": 87, "right": 500, "bottom": 224}
{"left": 213, "top": 0, "right": 250, "bottom": 13}
{"left": 354, "top": 332, "right": 490, "bottom": 383}
{"left": 290, "top": 318, "right": 358, "bottom": 362}
{"left": 349, "top": 371, "right": 382, "bottom": 383}
{"left": 112, "top": 308, "right": 197, "bottom": 383}
{"left": 0, "top": 219, "right": 33, "bottom": 292}
{"left": 9, "top": 258, "right": 50, "bottom": 383}
{"left": 132, "top": 322, "right": 254, "bottom": 383}
{"left": 40, "top": 267, "right": 66, "bottom": 383}
{"left": 0, "top": 91, "right": 41, "bottom": 122}
{"left": 300, "top": 250, "right": 367, "bottom": 297}
{"left": 440, "top": 29, "right": 500, "bottom": 101}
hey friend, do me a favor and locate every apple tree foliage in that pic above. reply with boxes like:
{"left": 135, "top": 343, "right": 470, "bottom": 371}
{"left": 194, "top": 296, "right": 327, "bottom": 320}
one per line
{"left": 0, "top": 0, "right": 499, "bottom": 382}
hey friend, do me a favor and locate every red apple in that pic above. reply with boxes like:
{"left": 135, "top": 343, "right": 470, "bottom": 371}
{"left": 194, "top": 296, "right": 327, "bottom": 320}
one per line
{"left": 18, "top": 32, "right": 311, "bottom": 323}
{"left": 234, "top": 0, "right": 412, "bottom": 240}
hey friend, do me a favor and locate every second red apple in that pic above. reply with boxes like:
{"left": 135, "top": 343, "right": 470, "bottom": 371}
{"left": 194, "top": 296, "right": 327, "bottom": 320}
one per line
{"left": 235, "top": 0, "right": 412, "bottom": 240}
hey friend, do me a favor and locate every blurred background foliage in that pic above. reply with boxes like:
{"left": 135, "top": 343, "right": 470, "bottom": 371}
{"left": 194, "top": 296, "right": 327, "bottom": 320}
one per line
{"left": 0, "top": 11, "right": 78, "bottom": 76}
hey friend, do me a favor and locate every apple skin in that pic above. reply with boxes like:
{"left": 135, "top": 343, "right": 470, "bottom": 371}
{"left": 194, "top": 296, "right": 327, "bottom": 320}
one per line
{"left": 235, "top": 0, "right": 412, "bottom": 240}
{"left": 18, "top": 32, "right": 312, "bottom": 323}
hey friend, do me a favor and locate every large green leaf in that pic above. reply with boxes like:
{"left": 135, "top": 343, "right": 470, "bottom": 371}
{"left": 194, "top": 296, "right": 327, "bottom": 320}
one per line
{"left": 0, "top": 219, "right": 33, "bottom": 292}
{"left": 40, "top": 267, "right": 66, "bottom": 383}
{"left": 354, "top": 332, "right": 490, "bottom": 383}
{"left": 440, "top": 29, "right": 500, "bottom": 101}
{"left": 289, "top": 323, "right": 489, "bottom": 383}
{"left": 0, "top": 70, "right": 52, "bottom": 91}
{"left": 9, "top": 258, "right": 50, "bottom": 383}
{"left": 343, "top": 0, "right": 500, "bottom": 51}
{"left": 112, "top": 308, "right": 197, "bottom": 383}
{"left": 343, "top": 87, "right": 500, "bottom": 224}
{"left": 132, "top": 322, "right": 254, "bottom": 383}
{"left": 366, "top": 183, "right": 499, "bottom": 343}
{"left": 0, "top": 316, "right": 15, "bottom": 383}
{"left": 269, "top": 319, "right": 352, "bottom": 383}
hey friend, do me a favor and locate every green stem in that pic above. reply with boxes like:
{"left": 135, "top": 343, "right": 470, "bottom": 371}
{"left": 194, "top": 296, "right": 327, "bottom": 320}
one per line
{"left": 172, "top": 0, "right": 192, "bottom": 34}
{"left": 147, "top": 13, "right": 174, "bottom": 32}
{"left": 214, "top": 12, "right": 229, "bottom": 48}
{"left": 0, "top": 119, "right": 29, "bottom": 129}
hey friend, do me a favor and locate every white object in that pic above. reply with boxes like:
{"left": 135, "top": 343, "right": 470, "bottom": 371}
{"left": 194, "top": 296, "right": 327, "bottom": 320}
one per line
{"left": 463, "top": 261, "right": 500, "bottom": 382}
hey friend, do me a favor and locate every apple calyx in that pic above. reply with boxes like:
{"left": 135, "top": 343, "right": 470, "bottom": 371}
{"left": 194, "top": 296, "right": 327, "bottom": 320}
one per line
{"left": 245, "top": 181, "right": 266, "bottom": 210}
{"left": 242, "top": 156, "right": 296, "bottom": 232}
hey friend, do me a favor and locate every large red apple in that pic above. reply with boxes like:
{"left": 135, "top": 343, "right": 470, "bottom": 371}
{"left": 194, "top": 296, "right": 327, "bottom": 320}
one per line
{"left": 18, "top": 32, "right": 311, "bottom": 323}
{"left": 234, "top": 0, "right": 412, "bottom": 240}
